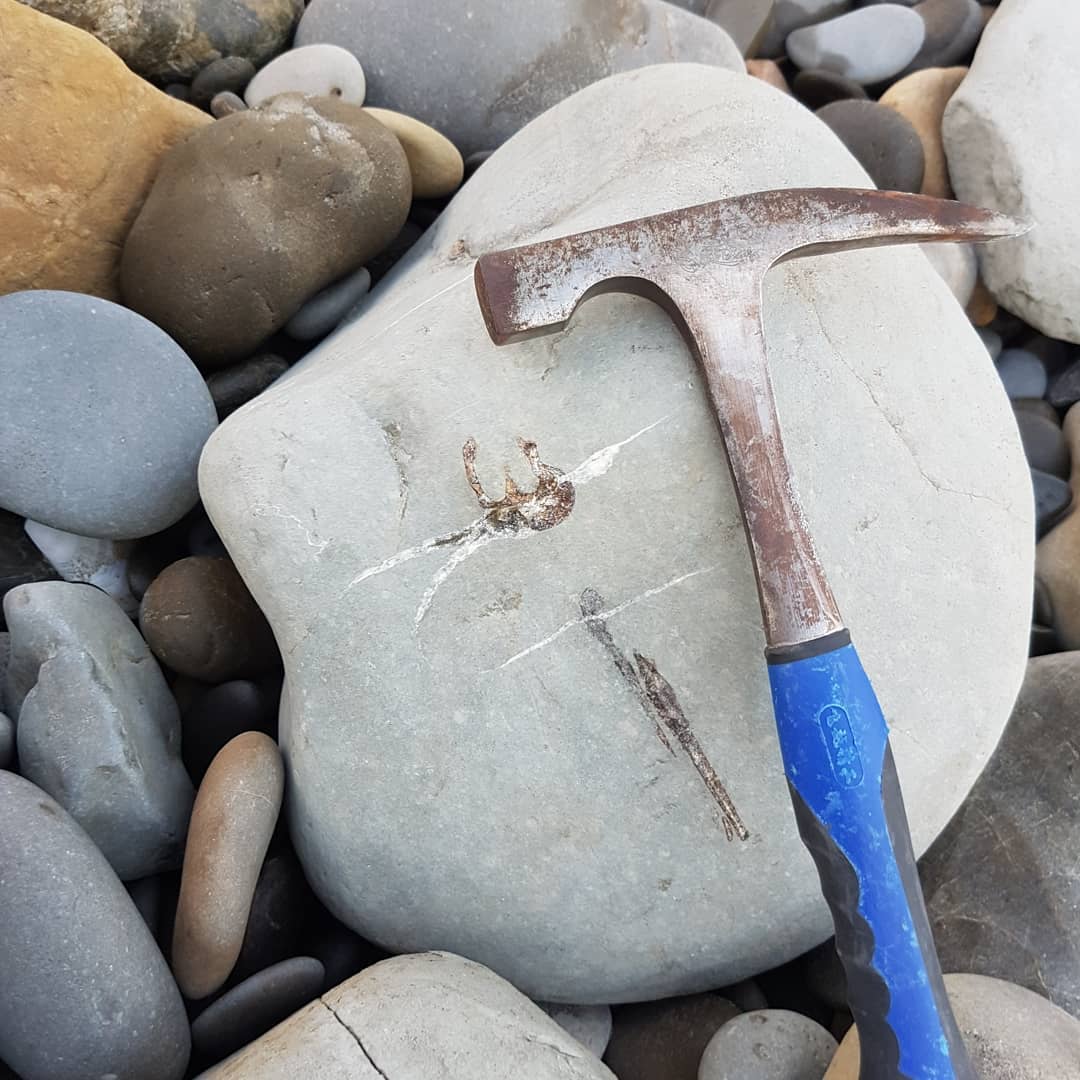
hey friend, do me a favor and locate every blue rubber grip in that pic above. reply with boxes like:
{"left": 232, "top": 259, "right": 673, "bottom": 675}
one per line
{"left": 768, "top": 642, "right": 974, "bottom": 1080}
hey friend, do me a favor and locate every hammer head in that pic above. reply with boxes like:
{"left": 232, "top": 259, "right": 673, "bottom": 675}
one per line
{"left": 474, "top": 188, "right": 1025, "bottom": 344}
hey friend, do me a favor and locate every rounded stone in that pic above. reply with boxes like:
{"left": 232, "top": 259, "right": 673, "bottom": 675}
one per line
{"left": 121, "top": 97, "right": 412, "bottom": 368}
{"left": 604, "top": 994, "right": 740, "bottom": 1080}
{"left": 140, "top": 556, "right": 279, "bottom": 682}
{"left": 245, "top": 43, "right": 366, "bottom": 107}
{"left": 1037, "top": 405, "right": 1080, "bottom": 647}
{"left": 759, "top": 0, "right": 851, "bottom": 57}
{"left": 21, "top": 0, "right": 303, "bottom": 80}
{"left": 900, "top": 0, "right": 983, "bottom": 75}
{"left": 198, "top": 952, "right": 616, "bottom": 1078}
{"left": 172, "top": 731, "right": 284, "bottom": 999}
{"left": 5, "top": 581, "right": 194, "bottom": 881}
{"left": 182, "top": 678, "right": 280, "bottom": 783}
{"left": 192, "top": 956, "right": 325, "bottom": 1063}
{"left": 191, "top": 56, "right": 257, "bottom": 107}
{"left": 921, "top": 241, "right": 976, "bottom": 305}
{"left": 539, "top": 1002, "right": 613, "bottom": 1058}
{"left": 786, "top": 5, "right": 926, "bottom": 84}
{"left": 365, "top": 107, "right": 465, "bottom": 198}
{"left": 1032, "top": 470, "right": 1071, "bottom": 539}
{"left": 746, "top": 59, "right": 791, "bottom": 95}
{"left": 816, "top": 100, "right": 925, "bottom": 191}
{"left": 0, "top": 709, "right": 13, "bottom": 768}
{"left": 0, "top": 291, "right": 217, "bottom": 539}
{"left": 210, "top": 89, "right": 248, "bottom": 117}
{"left": 824, "top": 973, "right": 1080, "bottom": 1079}
{"left": 879, "top": 66, "right": 967, "bottom": 198}
{"left": 1014, "top": 409, "right": 1068, "bottom": 478}
{"left": 285, "top": 267, "right": 372, "bottom": 341}
{"left": 792, "top": 68, "right": 869, "bottom": 108}
{"left": 698, "top": 1009, "right": 837, "bottom": 1079}
{"left": 995, "top": 348, "right": 1048, "bottom": 399}
{"left": 0, "top": 509, "right": 59, "bottom": 620}
{"left": 1049, "top": 358, "right": 1080, "bottom": 410}
{"left": 198, "top": 65, "right": 1033, "bottom": 1003}
{"left": 207, "top": 354, "right": 291, "bottom": 418}
{"left": 0, "top": 771, "right": 190, "bottom": 1080}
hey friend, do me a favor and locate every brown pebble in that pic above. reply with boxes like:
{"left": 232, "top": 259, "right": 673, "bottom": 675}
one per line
{"left": 139, "top": 556, "right": 279, "bottom": 681}
{"left": 746, "top": 58, "right": 790, "bottom": 94}
{"left": 209, "top": 90, "right": 248, "bottom": 118}
{"left": 965, "top": 277, "right": 998, "bottom": 325}
{"left": 879, "top": 66, "right": 967, "bottom": 198}
{"left": 172, "top": 731, "right": 284, "bottom": 999}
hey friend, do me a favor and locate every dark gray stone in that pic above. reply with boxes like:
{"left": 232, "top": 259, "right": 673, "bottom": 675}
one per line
{"left": 719, "top": 978, "right": 769, "bottom": 1013}
{"left": 191, "top": 56, "right": 257, "bottom": 107}
{"left": 1015, "top": 409, "right": 1069, "bottom": 478}
{"left": 0, "top": 771, "right": 189, "bottom": 1080}
{"left": 285, "top": 266, "right": 371, "bottom": 341}
{"left": 792, "top": 68, "right": 868, "bottom": 108}
{"left": 996, "top": 347, "right": 1048, "bottom": 399}
{"left": 295, "top": 0, "right": 745, "bottom": 156}
{"left": 181, "top": 678, "right": 279, "bottom": 784}
{"left": 210, "top": 90, "right": 248, "bottom": 117}
{"left": 5, "top": 581, "right": 194, "bottom": 880}
{"left": 0, "top": 509, "right": 59, "bottom": 627}
{"left": 759, "top": 0, "right": 850, "bottom": 58}
{"left": 1048, "top": 357, "right": 1080, "bottom": 410}
{"left": 305, "top": 915, "right": 390, "bottom": 991}
{"left": 816, "top": 100, "right": 925, "bottom": 191}
{"left": 920, "top": 652, "right": 1080, "bottom": 1017}
{"left": 0, "top": 709, "right": 12, "bottom": 769}
{"left": 127, "top": 873, "right": 164, "bottom": 940}
{"left": 191, "top": 956, "right": 325, "bottom": 1063}
{"left": 207, "top": 354, "right": 290, "bottom": 418}
{"left": 900, "top": 0, "right": 983, "bottom": 75}
{"left": 0, "top": 291, "right": 217, "bottom": 539}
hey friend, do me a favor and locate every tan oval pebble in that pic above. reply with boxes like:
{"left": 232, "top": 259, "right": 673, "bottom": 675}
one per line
{"left": 365, "top": 106, "right": 464, "bottom": 198}
{"left": 965, "top": 276, "right": 998, "bottom": 325}
{"left": 172, "top": 731, "right": 284, "bottom": 999}
{"left": 879, "top": 66, "right": 967, "bottom": 199}
{"left": 746, "top": 58, "right": 790, "bottom": 94}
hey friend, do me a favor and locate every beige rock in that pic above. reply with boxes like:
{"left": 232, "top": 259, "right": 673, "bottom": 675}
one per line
{"left": 365, "top": 107, "right": 465, "bottom": 199}
{"left": 880, "top": 66, "right": 967, "bottom": 199}
{"left": 1036, "top": 403, "right": 1080, "bottom": 649}
{"left": 746, "top": 58, "right": 790, "bottom": 94}
{"left": 824, "top": 973, "right": 1080, "bottom": 1079}
{"left": 0, "top": 0, "right": 209, "bottom": 300}
{"left": 966, "top": 277, "right": 998, "bottom": 325}
{"left": 172, "top": 731, "right": 284, "bottom": 999}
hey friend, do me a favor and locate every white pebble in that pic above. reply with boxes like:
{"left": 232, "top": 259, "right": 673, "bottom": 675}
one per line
{"left": 246, "top": 44, "right": 366, "bottom": 107}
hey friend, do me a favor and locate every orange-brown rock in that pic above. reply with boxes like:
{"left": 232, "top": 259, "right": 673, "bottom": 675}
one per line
{"left": 965, "top": 277, "right": 998, "bottom": 325}
{"left": 0, "top": 0, "right": 209, "bottom": 300}
{"left": 880, "top": 66, "right": 967, "bottom": 199}
{"left": 746, "top": 58, "right": 791, "bottom": 95}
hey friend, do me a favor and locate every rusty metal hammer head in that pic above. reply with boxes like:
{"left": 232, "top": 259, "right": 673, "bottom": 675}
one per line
{"left": 473, "top": 188, "right": 1026, "bottom": 651}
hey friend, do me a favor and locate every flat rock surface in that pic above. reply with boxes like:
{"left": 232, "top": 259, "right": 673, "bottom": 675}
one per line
{"left": 200, "top": 952, "right": 614, "bottom": 1078}
{"left": 200, "top": 64, "right": 1033, "bottom": 1003}
{"left": 0, "top": 771, "right": 189, "bottom": 1080}
{"left": 295, "top": 0, "right": 743, "bottom": 156}
{"left": 943, "top": 0, "right": 1080, "bottom": 343}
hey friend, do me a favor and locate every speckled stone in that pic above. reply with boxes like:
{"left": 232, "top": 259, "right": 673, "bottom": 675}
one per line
{"left": 698, "top": 1009, "right": 838, "bottom": 1080}
{"left": 172, "top": 731, "right": 284, "bottom": 999}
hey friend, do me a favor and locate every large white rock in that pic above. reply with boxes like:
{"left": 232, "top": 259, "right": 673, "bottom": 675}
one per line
{"left": 943, "top": 0, "right": 1080, "bottom": 343}
{"left": 200, "top": 64, "right": 1033, "bottom": 1003}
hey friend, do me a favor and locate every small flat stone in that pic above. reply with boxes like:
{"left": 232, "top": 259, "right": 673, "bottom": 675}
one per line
{"left": 746, "top": 58, "right": 791, "bottom": 94}
{"left": 604, "top": 994, "right": 741, "bottom": 1080}
{"left": 1048, "top": 357, "right": 1080, "bottom": 410}
{"left": 5, "top": 581, "right": 194, "bottom": 880}
{"left": 792, "top": 68, "right": 868, "bottom": 107}
{"left": 182, "top": 678, "right": 279, "bottom": 784}
{"left": 173, "top": 731, "right": 284, "bottom": 999}
{"left": 900, "top": 0, "right": 982, "bottom": 75}
{"left": 140, "top": 556, "right": 279, "bottom": 681}
{"left": 0, "top": 771, "right": 190, "bottom": 1080}
{"left": 285, "top": 267, "right": 372, "bottom": 341}
{"left": 995, "top": 347, "right": 1048, "bottom": 399}
{"left": 879, "top": 66, "right": 967, "bottom": 198}
{"left": 1015, "top": 410, "right": 1069, "bottom": 478}
{"left": 191, "top": 56, "right": 257, "bottom": 107}
{"left": 1036, "top": 404, "right": 1080, "bottom": 646}
{"left": 816, "top": 100, "right": 925, "bottom": 191}
{"left": 210, "top": 90, "right": 248, "bottom": 117}
{"left": 207, "top": 354, "right": 290, "bottom": 418}
{"left": 245, "top": 43, "right": 366, "bottom": 107}
{"left": 538, "top": 1003, "right": 613, "bottom": 1058}
{"left": 760, "top": 0, "right": 851, "bottom": 58}
{"left": 698, "top": 1009, "right": 838, "bottom": 1079}
{"left": 192, "top": 956, "right": 325, "bottom": 1063}
{"left": 787, "top": 5, "right": 926, "bottom": 84}
{"left": 365, "top": 107, "right": 463, "bottom": 198}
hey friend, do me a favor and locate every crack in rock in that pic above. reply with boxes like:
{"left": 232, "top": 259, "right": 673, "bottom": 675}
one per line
{"left": 320, "top": 999, "right": 390, "bottom": 1080}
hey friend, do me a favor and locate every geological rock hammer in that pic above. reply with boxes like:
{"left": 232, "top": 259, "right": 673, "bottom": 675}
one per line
{"left": 473, "top": 188, "right": 1024, "bottom": 1080}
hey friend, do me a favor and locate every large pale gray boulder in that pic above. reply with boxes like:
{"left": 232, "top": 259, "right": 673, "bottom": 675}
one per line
{"left": 295, "top": 0, "right": 744, "bottom": 156}
{"left": 943, "top": 0, "right": 1080, "bottom": 343}
{"left": 200, "top": 64, "right": 1033, "bottom": 1003}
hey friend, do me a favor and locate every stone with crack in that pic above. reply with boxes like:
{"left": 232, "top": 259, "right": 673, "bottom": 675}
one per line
{"left": 199, "top": 64, "right": 1032, "bottom": 1003}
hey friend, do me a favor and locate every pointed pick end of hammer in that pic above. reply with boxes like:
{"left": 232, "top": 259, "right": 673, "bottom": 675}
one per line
{"left": 950, "top": 204, "right": 1032, "bottom": 243}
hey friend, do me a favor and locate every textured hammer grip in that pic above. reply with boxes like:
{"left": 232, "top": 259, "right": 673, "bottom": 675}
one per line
{"left": 767, "top": 642, "right": 975, "bottom": 1080}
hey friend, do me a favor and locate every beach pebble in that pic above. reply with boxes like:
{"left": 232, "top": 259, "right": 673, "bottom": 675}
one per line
{"left": 210, "top": 90, "right": 248, "bottom": 117}
{"left": 698, "top": 1009, "right": 838, "bottom": 1079}
{"left": 5, "top": 581, "right": 194, "bottom": 880}
{"left": 0, "top": 710, "right": 13, "bottom": 768}
{"left": 366, "top": 220, "right": 426, "bottom": 283}
{"left": 720, "top": 979, "right": 770, "bottom": 1013}
{"left": 245, "top": 43, "right": 366, "bottom": 106}
{"left": 996, "top": 348, "right": 1048, "bottom": 399}
{"left": 1014, "top": 409, "right": 1069, "bottom": 478}
{"left": 759, "top": 0, "right": 850, "bottom": 57}
{"left": 787, "top": 5, "right": 926, "bottom": 83}
{"left": 181, "top": 678, "right": 279, "bottom": 783}
{"left": 879, "top": 66, "right": 967, "bottom": 198}
{"left": 1048, "top": 357, "right": 1080, "bottom": 410}
{"left": 0, "top": 510, "right": 58, "bottom": 620}
{"left": 191, "top": 56, "right": 257, "bottom": 107}
{"left": 207, "top": 354, "right": 290, "bottom": 418}
{"left": 824, "top": 974, "right": 1080, "bottom": 1079}
{"left": 192, "top": 956, "right": 325, "bottom": 1063}
{"left": 0, "top": 771, "right": 190, "bottom": 1080}
{"left": 173, "top": 731, "right": 284, "bottom": 999}
{"left": 965, "top": 278, "right": 998, "bottom": 325}
{"left": 0, "top": 291, "right": 217, "bottom": 539}
{"left": 539, "top": 1003, "right": 613, "bottom": 1058}
{"left": 921, "top": 241, "right": 976, "bottom": 305}
{"left": 701, "top": 0, "right": 776, "bottom": 55}
{"left": 365, "top": 107, "right": 464, "bottom": 198}
{"left": 901, "top": 0, "right": 982, "bottom": 74}
{"left": 792, "top": 68, "right": 868, "bottom": 107}
{"left": 285, "top": 267, "right": 372, "bottom": 340}
{"left": 140, "top": 556, "right": 279, "bottom": 681}
{"left": 746, "top": 59, "right": 791, "bottom": 94}
{"left": 977, "top": 327, "right": 1002, "bottom": 360}
{"left": 816, "top": 100, "right": 925, "bottom": 191}
{"left": 604, "top": 994, "right": 740, "bottom": 1080}
{"left": 121, "top": 97, "right": 411, "bottom": 368}
{"left": 1036, "top": 404, "right": 1080, "bottom": 647}
{"left": 23, "top": 520, "right": 137, "bottom": 616}
{"left": 0, "top": 0, "right": 209, "bottom": 300}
